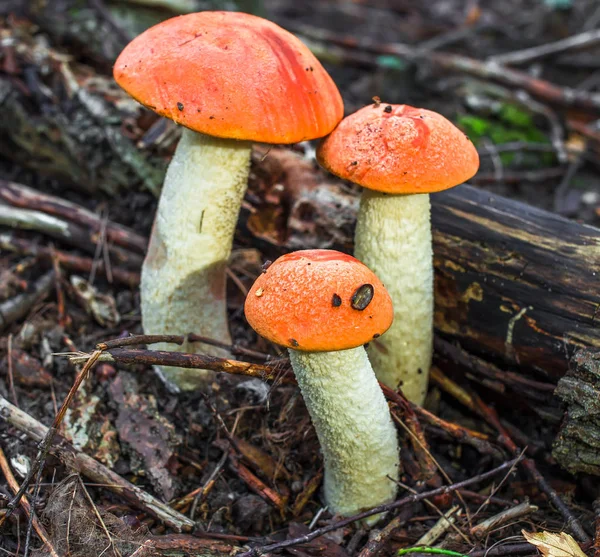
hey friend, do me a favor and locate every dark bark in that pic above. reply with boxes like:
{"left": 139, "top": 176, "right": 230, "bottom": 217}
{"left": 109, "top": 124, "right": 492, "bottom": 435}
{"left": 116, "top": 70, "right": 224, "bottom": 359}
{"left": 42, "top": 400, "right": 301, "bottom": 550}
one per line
{"left": 285, "top": 182, "right": 600, "bottom": 384}
{"left": 553, "top": 350, "right": 600, "bottom": 475}
{"left": 431, "top": 186, "right": 600, "bottom": 382}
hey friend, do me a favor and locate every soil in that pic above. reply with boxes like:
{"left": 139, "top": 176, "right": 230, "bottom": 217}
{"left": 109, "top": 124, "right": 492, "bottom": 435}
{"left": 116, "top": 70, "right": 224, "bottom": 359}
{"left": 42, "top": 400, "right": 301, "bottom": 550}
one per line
{"left": 0, "top": 1, "right": 598, "bottom": 556}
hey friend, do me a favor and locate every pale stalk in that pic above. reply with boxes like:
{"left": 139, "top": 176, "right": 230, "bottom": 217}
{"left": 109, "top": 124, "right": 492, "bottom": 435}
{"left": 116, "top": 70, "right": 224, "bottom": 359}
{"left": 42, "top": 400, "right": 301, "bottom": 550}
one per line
{"left": 354, "top": 191, "right": 433, "bottom": 405}
{"left": 289, "top": 347, "right": 399, "bottom": 519}
{"left": 141, "top": 129, "right": 251, "bottom": 390}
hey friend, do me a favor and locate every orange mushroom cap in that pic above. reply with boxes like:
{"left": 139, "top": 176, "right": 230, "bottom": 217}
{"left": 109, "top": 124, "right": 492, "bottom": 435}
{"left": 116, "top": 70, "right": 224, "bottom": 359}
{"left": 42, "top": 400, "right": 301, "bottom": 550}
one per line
{"left": 317, "top": 103, "right": 479, "bottom": 194}
{"left": 113, "top": 11, "right": 343, "bottom": 144}
{"left": 245, "top": 250, "right": 393, "bottom": 352}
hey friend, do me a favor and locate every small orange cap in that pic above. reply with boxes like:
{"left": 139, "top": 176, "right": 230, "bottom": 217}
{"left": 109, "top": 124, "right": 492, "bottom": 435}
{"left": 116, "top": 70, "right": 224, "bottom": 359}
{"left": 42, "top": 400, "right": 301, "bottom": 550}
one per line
{"left": 317, "top": 103, "right": 479, "bottom": 194}
{"left": 113, "top": 11, "right": 343, "bottom": 144}
{"left": 245, "top": 250, "right": 393, "bottom": 352}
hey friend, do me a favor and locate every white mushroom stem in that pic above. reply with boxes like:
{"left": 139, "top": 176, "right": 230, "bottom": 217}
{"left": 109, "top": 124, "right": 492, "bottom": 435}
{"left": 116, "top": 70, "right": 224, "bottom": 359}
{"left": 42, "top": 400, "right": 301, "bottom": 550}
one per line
{"left": 288, "top": 347, "right": 399, "bottom": 518}
{"left": 354, "top": 190, "right": 433, "bottom": 405}
{"left": 141, "top": 128, "right": 252, "bottom": 390}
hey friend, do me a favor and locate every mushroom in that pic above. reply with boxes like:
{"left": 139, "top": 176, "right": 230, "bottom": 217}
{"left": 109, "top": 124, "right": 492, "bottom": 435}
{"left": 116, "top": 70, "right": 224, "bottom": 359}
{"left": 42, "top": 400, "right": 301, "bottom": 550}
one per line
{"left": 244, "top": 249, "right": 399, "bottom": 518}
{"left": 113, "top": 12, "right": 343, "bottom": 390}
{"left": 317, "top": 104, "right": 479, "bottom": 404}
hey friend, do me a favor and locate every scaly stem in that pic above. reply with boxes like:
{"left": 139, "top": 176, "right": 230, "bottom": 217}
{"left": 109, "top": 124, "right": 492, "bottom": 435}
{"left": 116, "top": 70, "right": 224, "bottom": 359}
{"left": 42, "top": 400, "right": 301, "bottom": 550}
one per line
{"left": 289, "top": 347, "right": 399, "bottom": 518}
{"left": 141, "top": 128, "right": 251, "bottom": 390}
{"left": 354, "top": 190, "right": 433, "bottom": 404}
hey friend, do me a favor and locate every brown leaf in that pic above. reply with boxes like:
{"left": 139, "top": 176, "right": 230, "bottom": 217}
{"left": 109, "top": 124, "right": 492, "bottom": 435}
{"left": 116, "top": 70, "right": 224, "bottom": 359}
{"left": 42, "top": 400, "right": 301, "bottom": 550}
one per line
{"left": 109, "top": 372, "right": 180, "bottom": 500}
{"left": 522, "top": 530, "right": 587, "bottom": 557}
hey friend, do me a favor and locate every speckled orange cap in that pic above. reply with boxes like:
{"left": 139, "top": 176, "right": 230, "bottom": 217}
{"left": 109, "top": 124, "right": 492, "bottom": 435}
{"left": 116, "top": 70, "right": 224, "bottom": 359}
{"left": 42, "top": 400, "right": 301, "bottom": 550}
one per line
{"left": 245, "top": 250, "right": 393, "bottom": 351}
{"left": 114, "top": 11, "right": 343, "bottom": 143}
{"left": 317, "top": 103, "right": 479, "bottom": 194}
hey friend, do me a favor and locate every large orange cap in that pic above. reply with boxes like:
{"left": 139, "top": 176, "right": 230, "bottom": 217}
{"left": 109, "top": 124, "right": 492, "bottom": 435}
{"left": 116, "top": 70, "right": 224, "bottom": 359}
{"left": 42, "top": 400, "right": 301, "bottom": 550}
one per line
{"left": 317, "top": 103, "right": 479, "bottom": 194}
{"left": 114, "top": 11, "right": 343, "bottom": 143}
{"left": 245, "top": 250, "right": 393, "bottom": 352}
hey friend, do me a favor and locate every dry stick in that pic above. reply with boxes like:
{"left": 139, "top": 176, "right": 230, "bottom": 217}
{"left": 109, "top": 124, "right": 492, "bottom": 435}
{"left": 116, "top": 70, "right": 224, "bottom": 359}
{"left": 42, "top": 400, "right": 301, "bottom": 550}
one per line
{"left": 0, "top": 270, "right": 54, "bottom": 329}
{"left": 71, "top": 348, "right": 293, "bottom": 383}
{"left": 0, "top": 205, "right": 143, "bottom": 269}
{"left": 0, "top": 180, "right": 147, "bottom": 254}
{"left": 0, "top": 350, "right": 102, "bottom": 526}
{"left": 288, "top": 22, "right": 600, "bottom": 113}
{"left": 434, "top": 337, "right": 556, "bottom": 394}
{"left": 488, "top": 28, "right": 600, "bottom": 66}
{"left": 235, "top": 457, "right": 522, "bottom": 557}
{"left": 6, "top": 334, "right": 18, "bottom": 406}
{"left": 0, "top": 394, "right": 195, "bottom": 532}
{"left": 475, "top": 400, "right": 589, "bottom": 542}
{"left": 0, "top": 233, "right": 141, "bottom": 287}
{"left": 98, "top": 333, "right": 272, "bottom": 361}
{"left": 0, "top": 445, "right": 60, "bottom": 557}
{"left": 431, "top": 368, "right": 590, "bottom": 543}
{"left": 49, "top": 246, "right": 69, "bottom": 327}
{"left": 357, "top": 506, "right": 415, "bottom": 557}
{"left": 413, "top": 403, "right": 502, "bottom": 458}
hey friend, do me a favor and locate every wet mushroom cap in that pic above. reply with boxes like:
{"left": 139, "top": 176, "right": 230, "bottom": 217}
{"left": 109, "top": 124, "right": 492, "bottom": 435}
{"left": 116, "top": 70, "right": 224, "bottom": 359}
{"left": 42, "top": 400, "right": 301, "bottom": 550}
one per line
{"left": 113, "top": 11, "right": 343, "bottom": 143}
{"left": 245, "top": 250, "right": 393, "bottom": 351}
{"left": 317, "top": 103, "right": 479, "bottom": 194}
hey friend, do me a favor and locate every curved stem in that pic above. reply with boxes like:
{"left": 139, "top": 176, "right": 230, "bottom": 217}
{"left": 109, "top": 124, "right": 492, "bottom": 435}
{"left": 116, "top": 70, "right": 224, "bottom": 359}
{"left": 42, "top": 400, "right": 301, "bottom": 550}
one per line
{"left": 141, "top": 129, "right": 252, "bottom": 390}
{"left": 289, "top": 347, "right": 399, "bottom": 517}
{"left": 354, "top": 191, "right": 433, "bottom": 404}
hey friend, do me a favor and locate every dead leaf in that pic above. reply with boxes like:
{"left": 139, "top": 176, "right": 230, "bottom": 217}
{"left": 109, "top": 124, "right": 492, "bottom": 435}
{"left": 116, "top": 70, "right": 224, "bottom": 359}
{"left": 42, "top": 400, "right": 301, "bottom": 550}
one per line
{"left": 109, "top": 372, "right": 180, "bottom": 500}
{"left": 522, "top": 530, "right": 587, "bottom": 557}
{"left": 70, "top": 275, "right": 120, "bottom": 327}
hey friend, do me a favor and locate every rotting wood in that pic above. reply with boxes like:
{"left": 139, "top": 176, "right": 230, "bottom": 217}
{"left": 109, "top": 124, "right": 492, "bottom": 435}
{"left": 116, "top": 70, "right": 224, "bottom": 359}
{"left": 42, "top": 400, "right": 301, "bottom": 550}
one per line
{"left": 553, "top": 350, "right": 600, "bottom": 475}
{"left": 431, "top": 185, "right": 600, "bottom": 382}
{"left": 283, "top": 182, "right": 600, "bottom": 384}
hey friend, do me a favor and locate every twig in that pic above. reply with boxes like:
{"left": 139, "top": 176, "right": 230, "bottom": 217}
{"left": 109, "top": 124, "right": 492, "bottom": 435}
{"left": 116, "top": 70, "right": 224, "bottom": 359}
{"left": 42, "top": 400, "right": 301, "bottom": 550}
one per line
{"left": 7, "top": 334, "right": 18, "bottom": 406}
{"left": 235, "top": 457, "right": 522, "bottom": 557}
{"left": 470, "top": 501, "right": 538, "bottom": 539}
{"left": 476, "top": 399, "right": 589, "bottom": 543}
{"left": 0, "top": 394, "right": 196, "bottom": 532}
{"left": 0, "top": 445, "right": 60, "bottom": 557}
{"left": 488, "top": 28, "right": 600, "bottom": 66}
{"left": 0, "top": 180, "right": 147, "bottom": 254}
{"left": 434, "top": 337, "right": 556, "bottom": 394}
{"left": 287, "top": 22, "right": 600, "bottom": 112}
{"left": 50, "top": 246, "right": 69, "bottom": 327}
{"left": 430, "top": 367, "right": 589, "bottom": 542}
{"left": 69, "top": 347, "right": 293, "bottom": 383}
{"left": 0, "top": 233, "right": 140, "bottom": 287}
{"left": 0, "top": 204, "right": 142, "bottom": 269}
{"left": 0, "top": 270, "right": 54, "bottom": 329}
{"left": 98, "top": 333, "right": 272, "bottom": 361}
{"left": 0, "top": 350, "right": 103, "bottom": 526}
{"left": 357, "top": 506, "right": 415, "bottom": 557}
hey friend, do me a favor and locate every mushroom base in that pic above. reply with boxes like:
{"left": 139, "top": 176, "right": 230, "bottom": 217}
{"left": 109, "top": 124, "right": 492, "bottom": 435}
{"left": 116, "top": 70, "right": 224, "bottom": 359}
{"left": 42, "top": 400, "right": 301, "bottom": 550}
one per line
{"left": 141, "top": 128, "right": 252, "bottom": 390}
{"left": 289, "top": 347, "right": 399, "bottom": 519}
{"left": 354, "top": 191, "right": 433, "bottom": 404}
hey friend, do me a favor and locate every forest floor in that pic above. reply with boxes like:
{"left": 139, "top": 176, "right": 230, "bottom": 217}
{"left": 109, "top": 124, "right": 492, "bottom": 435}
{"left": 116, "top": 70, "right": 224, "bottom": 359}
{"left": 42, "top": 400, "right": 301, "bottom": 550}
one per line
{"left": 0, "top": 1, "right": 599, "bottom": 556}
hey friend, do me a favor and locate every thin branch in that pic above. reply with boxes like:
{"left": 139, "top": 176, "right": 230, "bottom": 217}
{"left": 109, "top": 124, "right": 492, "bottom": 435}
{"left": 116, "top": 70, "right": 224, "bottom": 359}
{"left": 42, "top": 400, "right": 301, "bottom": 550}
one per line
{"left": 235, "top": 457, "right": 522, "bottom": 557}
{"left": 0, "top": 394, "right": 196, "bottom": 532}
{"left": 488, "top": 28, "right": 600, "bottom": 66}
{"left": 0, "top": 445, "right": 60, "bottom": 557}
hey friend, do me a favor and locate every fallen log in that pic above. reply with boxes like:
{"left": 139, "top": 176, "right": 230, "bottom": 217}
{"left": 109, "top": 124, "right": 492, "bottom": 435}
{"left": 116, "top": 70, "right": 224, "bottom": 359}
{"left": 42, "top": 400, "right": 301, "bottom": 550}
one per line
{"left": 431, "top": 185, "right": 599, "bottom": 383}
{"left": 281, "top": 179, "right": 600, "bottom": 385}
